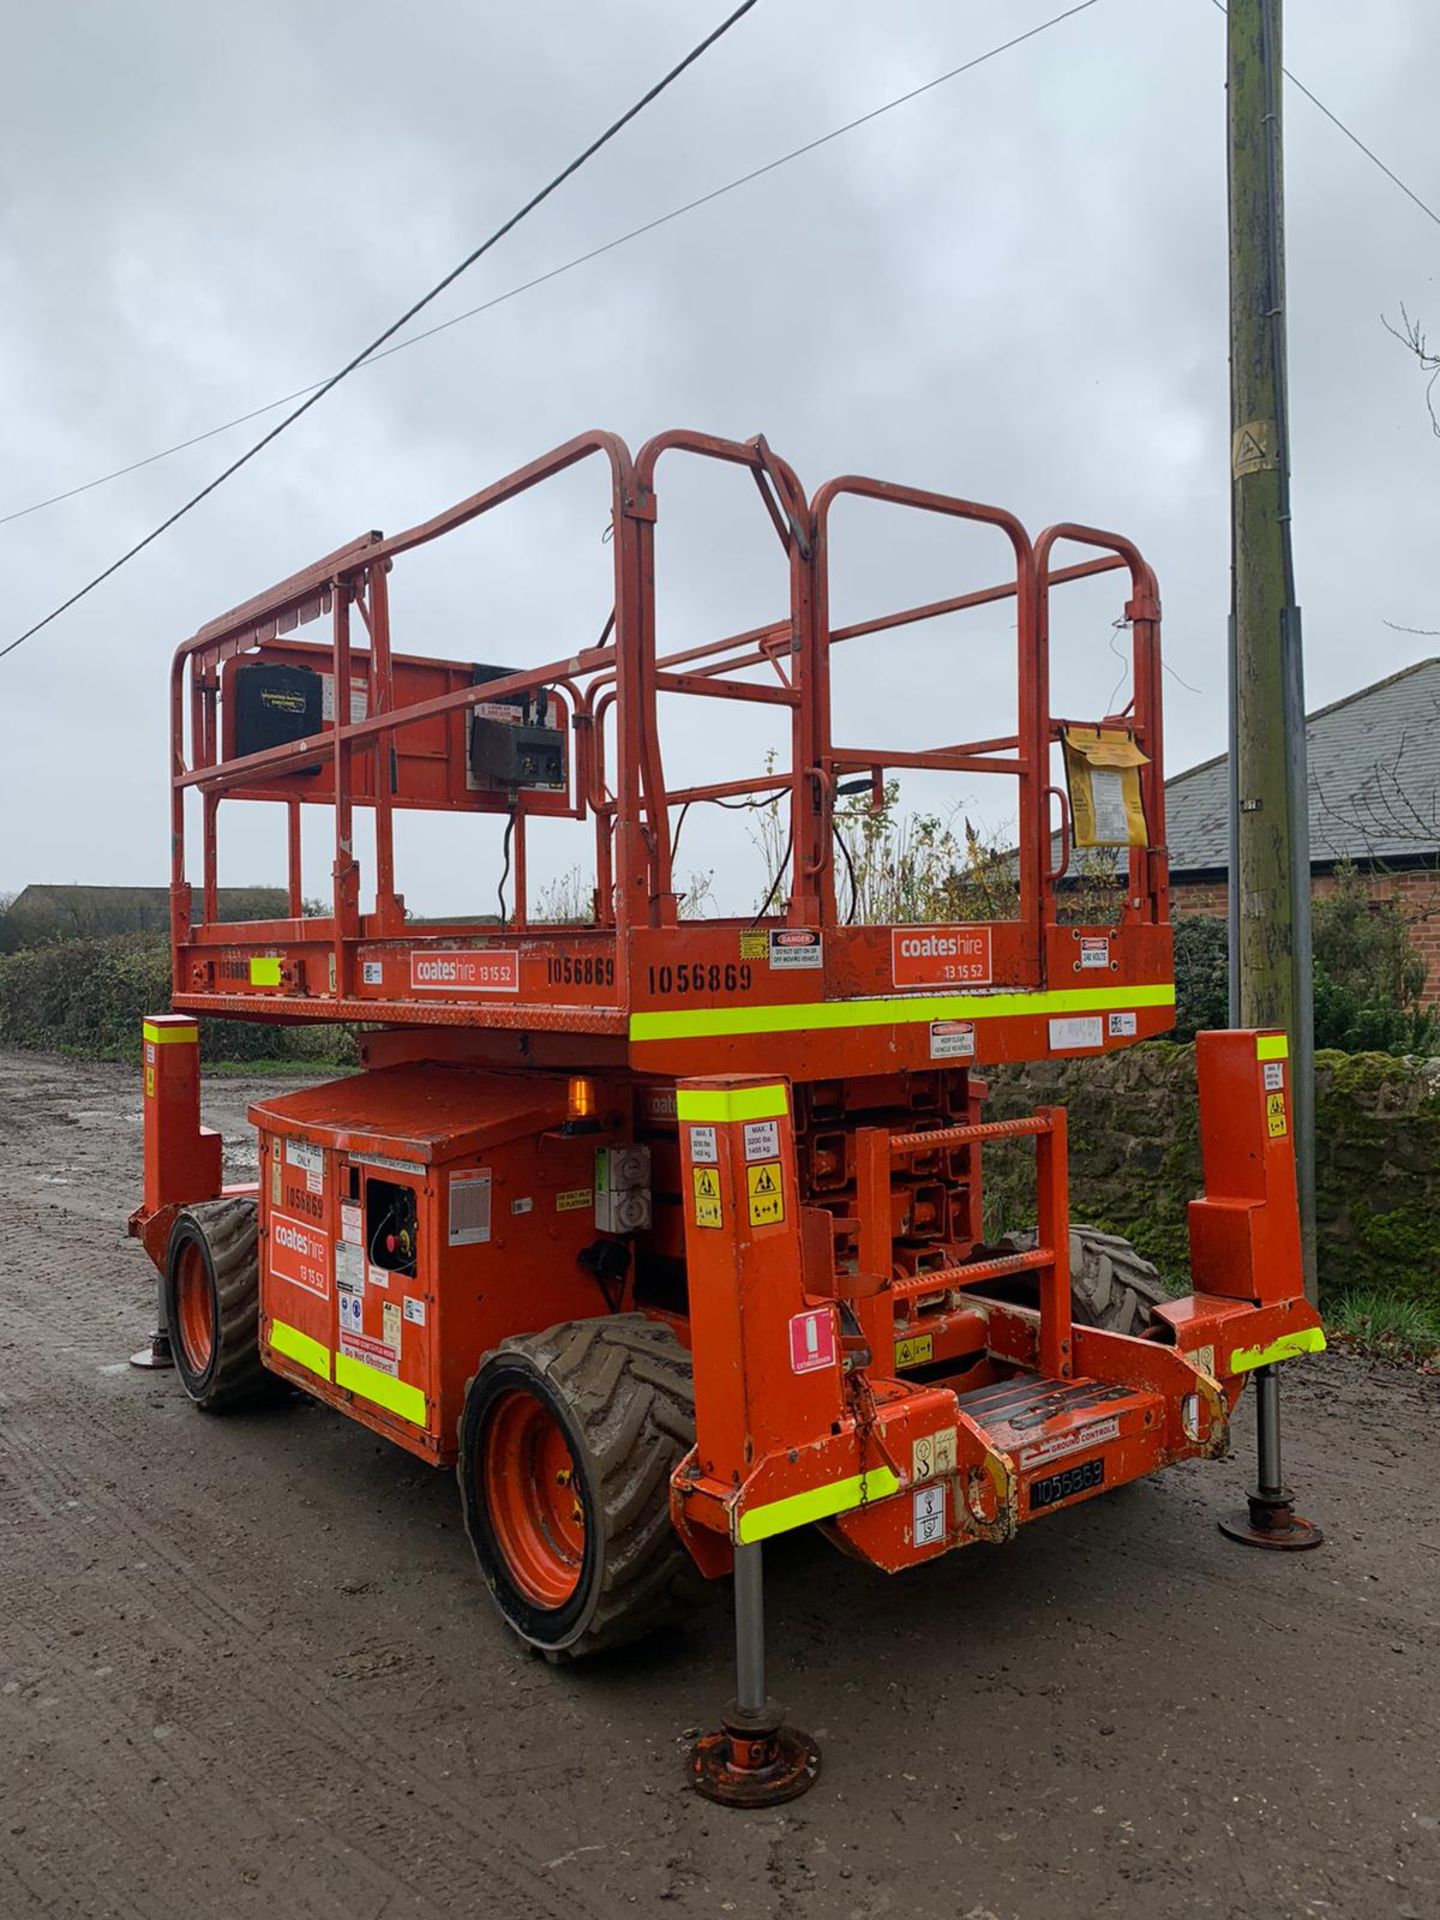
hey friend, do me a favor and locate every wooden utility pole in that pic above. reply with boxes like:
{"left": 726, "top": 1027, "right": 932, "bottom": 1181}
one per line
{"left": 1226, "top": 0, "right": 1316, "bottom": 1298}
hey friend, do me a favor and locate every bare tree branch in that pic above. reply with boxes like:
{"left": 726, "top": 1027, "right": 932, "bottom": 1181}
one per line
{"left": 1384, "top": 302, "right": 1440, "bottom": 437}
{"left": 1309, "top": 703, "right": 1440, "bottom": 924}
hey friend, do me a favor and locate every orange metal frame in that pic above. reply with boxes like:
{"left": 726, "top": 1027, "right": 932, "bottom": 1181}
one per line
{"left": 164, "top": 429, "right": 1173, "bottom": 1083}
{"left": 135, "top": 427, "right": 1322, "bottom": 1576}
{"left": 669, "top": 1030, "right": 1320, "bottom": 1575}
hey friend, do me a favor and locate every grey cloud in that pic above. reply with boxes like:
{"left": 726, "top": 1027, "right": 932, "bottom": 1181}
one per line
{"left": 1, "top": 0, "right": 1436, "bottom": 914}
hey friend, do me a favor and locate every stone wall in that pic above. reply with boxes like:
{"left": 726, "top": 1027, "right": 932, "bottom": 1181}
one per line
{"left": 982, "top": 1042, "right": 1440, "bottom": 1305}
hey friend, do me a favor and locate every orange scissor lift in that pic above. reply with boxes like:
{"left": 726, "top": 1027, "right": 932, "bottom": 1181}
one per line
{"left": 131, "top": 429, "right": 1324, "bottom": 1806}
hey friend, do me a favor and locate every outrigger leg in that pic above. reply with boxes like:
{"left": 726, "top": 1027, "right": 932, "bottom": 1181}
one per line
{"left": 1219, "top": 1363, "right": 1323, "bottom": 1550}
{"left": 129, "top": 1277, "right": 174, "bottom": 1371}
{"left": 689, "top": 1542, "right": 820, "bottom": 1807}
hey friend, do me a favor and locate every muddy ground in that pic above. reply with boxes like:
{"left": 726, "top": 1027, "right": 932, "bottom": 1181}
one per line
{"left": 1, "top": 1048, "right": 1436, "bottom": 1920}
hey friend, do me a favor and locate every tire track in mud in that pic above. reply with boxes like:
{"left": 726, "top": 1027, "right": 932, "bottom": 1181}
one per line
{"left": 7, "top": 1049, "right": 1440, "bottom": 1920}
{"left": 0, "top": 1200, "right": 610, "bottom": 1920}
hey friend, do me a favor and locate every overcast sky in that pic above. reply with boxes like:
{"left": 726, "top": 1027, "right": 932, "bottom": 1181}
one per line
{"left": 2, "top": 0, "right": 1436, "bottom": 917}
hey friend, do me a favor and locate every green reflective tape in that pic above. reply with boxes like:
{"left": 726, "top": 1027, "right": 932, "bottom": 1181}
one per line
{"left": 269, "top": 1318, "right": 331, "bottom": 1382}
{"left": 736, "top": 1466, "right": 900, "bottom": 1544}
{"left": 675, "top": 1082, "right": 789, "bottom": 1124}
{"left": 632, "top": 983, "right": 1174, "bottom": 1045}
{"left": 335, "top": 1352, "right": 427, "bottom": 1426}
{"left": 1229, "top": 1327, "right": 1326, "bottom": 1373}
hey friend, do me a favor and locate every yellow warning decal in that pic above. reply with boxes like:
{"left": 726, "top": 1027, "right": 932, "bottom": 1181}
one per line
{"left": 142, "top": 1021, "right": 199, "bottom": 1046}
{"left": 736, "top": 1466, "right": 902, "bottom": 1544}
{"left": 745, "top": 1160, "right": 785, "bottom": 1227}
{"left": 1266, "top": 1090, "right": 1288, "bottom": 1138}
{"left": 269, "top": 1318, "right": 331, "bottom": 1382}
{"left": 144, "top": 1065, "right": 156, "bottom": 1098}
{"left": 1233, "top": 419, "right": 1277, "bottom": 477}
{"left": 634, "top": 984, "right": 1174, "bottom": 1045}
{"left": 676, "top": 1082, "right": 789, "bottom": 1125}
{"left": 895, "top": 1333, "right": 934, "bottom": 1369}
{"left": 249, "top": 957, "right": 282, "bottom": 987}
{"left": 1229, "top": 1327, "right": 1327, "bottom": 1374}
{"left": 691, "top": 1165, "right": 723, "bottom": 1229}
{"left": 1256, "top": 1033, "right": 1289, "bottom": 1061}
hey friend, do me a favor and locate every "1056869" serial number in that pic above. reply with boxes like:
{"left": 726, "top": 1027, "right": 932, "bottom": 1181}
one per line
{"left": 1028, "top": 1455, "right": 1105, "bottom": 1511}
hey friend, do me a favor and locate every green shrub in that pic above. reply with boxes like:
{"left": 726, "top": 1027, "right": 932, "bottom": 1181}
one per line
{"left": 1172, "top": 917, "right": 1230, "bottom": 1042}
{"left": 0, "top": 934, "right": 355, "bottom": 1067}
{"left": 1171, "top": 870, "right": 1438, "bottom": 1057}
{"left": 1312, "top": 862, "right": 1437, "bottom": 1054}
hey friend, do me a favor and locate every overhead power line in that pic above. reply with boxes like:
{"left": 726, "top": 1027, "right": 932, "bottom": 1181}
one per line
{"left": 9, "top": 0, "right": 1431, "bottom": 553}
{"left": 0, "top": 0, "right": 763, "bottom": 664}
{"left": 1, "top": 1, "right": 1104, "bottom": 539}
{"left": 1209, "top": 0, "right": 1440, "bottom": 227}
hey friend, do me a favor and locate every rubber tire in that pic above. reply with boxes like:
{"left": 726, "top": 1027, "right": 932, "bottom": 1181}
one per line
{"left": 458, "top": 1314, "right": 707, "bottom": 1660}
{"left": 1000, "top": 1223, "right": 1171, "bottom": 1338}
{"left": 164, "top": 1197, "right": 270, "bottom": 1411}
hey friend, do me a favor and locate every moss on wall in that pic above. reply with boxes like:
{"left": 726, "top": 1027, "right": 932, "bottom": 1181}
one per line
{"left": 1312, "top": 1050, "right": 1440, "bottom": 1302}
{"left": 984, "top": 1042, "right": 1440, "bottom": 1307}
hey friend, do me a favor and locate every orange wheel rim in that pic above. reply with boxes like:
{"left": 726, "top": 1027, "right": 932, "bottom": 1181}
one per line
{"left": 483, "top": 1388, "right": 585, "bottom": 1609}
{"left": 175, "top": 1242, "right": 215, "bottom": 1374}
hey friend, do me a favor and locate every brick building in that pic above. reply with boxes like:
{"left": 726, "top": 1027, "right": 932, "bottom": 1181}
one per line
{"left": 1164, "top": 659, "right": 1440, "bottom": 1004}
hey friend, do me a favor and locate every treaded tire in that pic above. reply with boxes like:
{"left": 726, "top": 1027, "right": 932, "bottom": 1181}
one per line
{"left": 164, "top": 1197, "right": 270, "bottom": 1411}
{"left": 458, "top": 1314, "right": 707, "bottom": 1660}
{"left": 1001, "top": 1223, "right": 1171, "bottom": 1338}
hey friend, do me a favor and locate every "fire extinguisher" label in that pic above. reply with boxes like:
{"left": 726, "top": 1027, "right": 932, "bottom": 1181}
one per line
{"left": 788, "top": 1308, "right": 836, "bottom": 1374}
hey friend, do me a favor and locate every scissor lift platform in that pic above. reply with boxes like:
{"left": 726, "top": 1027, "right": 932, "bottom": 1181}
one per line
{"left": 131, "top": 426, "right": 1325, "bottom": 1809}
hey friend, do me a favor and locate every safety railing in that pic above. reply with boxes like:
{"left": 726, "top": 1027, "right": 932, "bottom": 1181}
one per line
{"left": 856, "top": 1110, "right": 1073, "bottom": 1379}
{"left": 165, "top": 428, "right": 1167, "bottom": 1023}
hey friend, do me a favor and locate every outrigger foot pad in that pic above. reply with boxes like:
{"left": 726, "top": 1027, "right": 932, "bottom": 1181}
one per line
{"left": 690, "top": 1700, "right": 821, "bottom": 1807}
{"left": 129, "top": 1330, "right": 175, "bottom": 1371}
{"left": 1219, "top": 1489, "right": 1323, "bottom": 1551}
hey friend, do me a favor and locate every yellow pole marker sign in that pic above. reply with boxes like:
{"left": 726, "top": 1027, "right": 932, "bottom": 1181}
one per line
{"left": 1266, "top": 1090, "right": 1288, "bottom": 1138}
{"left": 691, "top": 1165, "right": 723, "bottom": 1229}
{"left": 746, "top": 1161, "right": 785, "bottom": 1227}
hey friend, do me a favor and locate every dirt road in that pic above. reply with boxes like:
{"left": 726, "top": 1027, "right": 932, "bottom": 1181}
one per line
{"left": 1, "top": 1049, "right": 1436, "bottom": 1920}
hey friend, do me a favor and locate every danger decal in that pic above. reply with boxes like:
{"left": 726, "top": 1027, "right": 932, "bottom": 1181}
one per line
{"left": 768, "top": 928, "right": 823, "bottom": 971}
{"left": 929, "top": 1019, "right": 975, "bottom": 1060}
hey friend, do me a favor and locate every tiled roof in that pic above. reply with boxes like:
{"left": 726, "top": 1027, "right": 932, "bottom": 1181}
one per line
{"left": 1166, "top": 658, "right": 1440, "bottom": 873}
